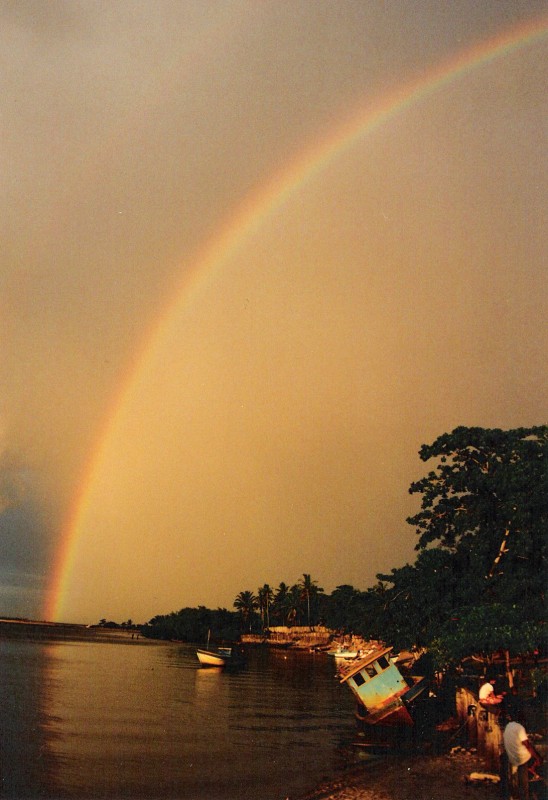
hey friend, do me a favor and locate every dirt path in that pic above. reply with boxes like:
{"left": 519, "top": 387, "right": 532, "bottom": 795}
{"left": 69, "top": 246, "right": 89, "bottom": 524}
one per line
{"left": 295, "top": 751, "right": 501, "bottom": 800}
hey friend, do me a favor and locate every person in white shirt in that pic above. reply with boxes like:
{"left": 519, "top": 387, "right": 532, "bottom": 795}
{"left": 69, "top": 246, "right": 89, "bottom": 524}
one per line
{"left": 479, "top": 681, "right": 495, "bottom": 700}
{"left": 479, "top": 679, "right": 495, "bottom": 701}
{"left": 479, "top": 676, "right": 504, "bottom": 706}
{"left": 503, "top": 712, "right": 542, "bottom": 800}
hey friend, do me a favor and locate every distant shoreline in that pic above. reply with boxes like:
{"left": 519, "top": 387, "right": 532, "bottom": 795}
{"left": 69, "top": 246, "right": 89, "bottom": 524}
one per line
{"left": 0, "top": 619, "right": 164, "bottom": 644}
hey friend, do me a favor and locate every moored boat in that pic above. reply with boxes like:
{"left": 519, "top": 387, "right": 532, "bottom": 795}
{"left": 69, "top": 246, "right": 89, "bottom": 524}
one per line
{"left": 196, "top": 647, "right": 232, "bottom": 667}
{"left": 196, "top": 629, "right": 238, "bottom": 668}
{"left": 338, "top": 644, "right": 427, "bottom": 726}
{"left": 327, "top": 646, "right": 359, "bottom": 660}
{"left": 327, "top": 639, "right": 367, "bottom": 660}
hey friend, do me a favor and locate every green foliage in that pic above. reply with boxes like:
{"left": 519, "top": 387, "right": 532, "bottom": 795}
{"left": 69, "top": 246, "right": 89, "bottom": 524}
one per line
{"left": 142, "top": 606, "right": 239, "bottom": 642}
{"left": 408, "top": 426, "right": 547, "bottom": 616}
{"left": 323, "top": 584, "right": 363, "bottom": 630}
{"left": 271, "top": 582, "right": 290, "bottom": 625}
{"left": 233, "top": 590, "right": 258, "bottom": 632}
{"left": 372, "top": 547, "right": 476, "bottom": 649}
{"left": 403, "top": 426, "right": 547, "bottom": 659}
{"left": 429, "top": 604, "right": 544, "bottom": 669}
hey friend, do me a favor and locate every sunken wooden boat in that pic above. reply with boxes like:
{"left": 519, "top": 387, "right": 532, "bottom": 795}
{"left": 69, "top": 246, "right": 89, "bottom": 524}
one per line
{"left": 338, "top": 645, "right": 427, "bottom": 726}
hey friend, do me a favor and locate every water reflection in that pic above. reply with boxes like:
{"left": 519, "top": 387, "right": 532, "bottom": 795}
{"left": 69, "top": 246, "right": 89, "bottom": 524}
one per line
{"left": 1, "top": 638, "right": 356, "bottom": 799}
{"left": 0, "top": 639, "right": 59, "bottom": 797}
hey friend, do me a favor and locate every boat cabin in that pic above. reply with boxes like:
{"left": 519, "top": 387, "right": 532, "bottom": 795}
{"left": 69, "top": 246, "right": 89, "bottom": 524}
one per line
{"left": 339, "top": 645, "right": 425, "bottom": 726}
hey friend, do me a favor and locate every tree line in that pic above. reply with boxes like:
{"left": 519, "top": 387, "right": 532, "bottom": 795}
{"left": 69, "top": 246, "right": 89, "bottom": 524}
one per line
{"left": 142, "top": 426, "right": 546, "bottom": 668}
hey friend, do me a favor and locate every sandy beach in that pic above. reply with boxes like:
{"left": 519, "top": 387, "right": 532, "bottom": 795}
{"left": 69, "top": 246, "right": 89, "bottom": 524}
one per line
{"left": 296, "top": 750, "right": 503, "bottom": 800}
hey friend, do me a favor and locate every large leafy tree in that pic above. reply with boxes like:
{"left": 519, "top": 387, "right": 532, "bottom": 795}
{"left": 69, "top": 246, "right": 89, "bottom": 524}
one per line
{"left": 324, "top": 584, "right": 360, "bottom": 631}
{"left": 403, "top": 426, "right": 547, "bottom": 663}
{"left": 408, "top": 426, "right": 546, "bottom": 609}
{"left": 374, "top": 548, "right": 458, "bottom": 649}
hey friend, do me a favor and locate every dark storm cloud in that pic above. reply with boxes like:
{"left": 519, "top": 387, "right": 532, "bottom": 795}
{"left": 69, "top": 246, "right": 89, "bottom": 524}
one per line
{"left": 0, "top": 453, "right": 50, "bottom": 617}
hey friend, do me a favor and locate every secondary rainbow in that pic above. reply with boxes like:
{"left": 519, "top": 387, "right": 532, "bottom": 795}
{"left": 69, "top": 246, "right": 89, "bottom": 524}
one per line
{"left": 45, "top": 17, "right": 547, "bottom": 622}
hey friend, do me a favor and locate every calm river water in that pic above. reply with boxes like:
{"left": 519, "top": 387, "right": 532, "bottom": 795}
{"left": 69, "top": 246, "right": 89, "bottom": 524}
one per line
{"left": 0, "top": 636, "right": 359, "bottom": 799}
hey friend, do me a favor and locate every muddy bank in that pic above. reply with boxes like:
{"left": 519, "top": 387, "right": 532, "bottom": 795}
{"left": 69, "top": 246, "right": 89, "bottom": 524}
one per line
{"left": 294, "top": 751, "right": 502, "bottom": 800}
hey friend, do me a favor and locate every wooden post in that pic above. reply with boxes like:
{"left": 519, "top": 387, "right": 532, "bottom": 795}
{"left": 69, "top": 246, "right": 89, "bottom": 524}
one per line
{"left": 483, "top": 708, "right": 503, "bottom": 772}
{"left": 456, "top": 687, "right": 478, "bottom": 748}
{"left": 504, "top": 650, "right": 514, "bottom": 689}
{"left": 456, "top": 688, "right": 502, "bottom": 770}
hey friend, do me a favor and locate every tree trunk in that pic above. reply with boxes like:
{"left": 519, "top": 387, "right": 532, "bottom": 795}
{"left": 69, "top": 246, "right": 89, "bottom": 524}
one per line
{"left": 505, "top": 650, "right": 514, "bottom": 689}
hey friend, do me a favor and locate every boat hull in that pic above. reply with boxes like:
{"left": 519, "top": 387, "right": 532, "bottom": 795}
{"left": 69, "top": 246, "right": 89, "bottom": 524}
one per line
{"left": 196, "top": 648, "right": 229, "bottom": 667}
{"left": 354, "top": 689, "right": 420, "bottom": 726}
{"left": 328, "top": 649, "right": 359, "bottom": 660}
{"left": 339, "top": 645, "right": 427, "bottom": 727}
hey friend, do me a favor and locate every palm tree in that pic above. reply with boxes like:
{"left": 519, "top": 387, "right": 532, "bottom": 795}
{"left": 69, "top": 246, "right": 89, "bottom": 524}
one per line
{"left": 272, "top": 582, "right": 290, "bottom": 625}
{"left": 298, "top": 573, "right": 322, "bottom": 629}
{"left": 257, "top": 584, "right": 273, "bottom": 631}
{"left": 286, "top": 584, "right": 302, "bottom": 627}
{"left": 233, "top": 590, "right": 258, "bottom": 632}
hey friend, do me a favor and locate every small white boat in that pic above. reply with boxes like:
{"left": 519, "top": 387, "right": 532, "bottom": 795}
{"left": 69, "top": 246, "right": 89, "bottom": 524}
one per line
{"left": 327, "top": 646, "right": 359, "bottom": 660}
{"left": 196, "top": 647, "right": 231, "bottom": 667}
{"left": 196, "top": 628, "right": 244, "bottom": 668}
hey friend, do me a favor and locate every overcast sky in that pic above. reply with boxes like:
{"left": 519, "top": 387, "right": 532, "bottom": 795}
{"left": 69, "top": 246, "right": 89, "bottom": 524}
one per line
{"left": 1, "top": 1, "right": 546, "bottom": 623}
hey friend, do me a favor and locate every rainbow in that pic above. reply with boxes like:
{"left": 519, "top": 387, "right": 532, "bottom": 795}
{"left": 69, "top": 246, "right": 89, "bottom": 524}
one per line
{"left": 45, "top": 16, "right": 547, "bottom": 622}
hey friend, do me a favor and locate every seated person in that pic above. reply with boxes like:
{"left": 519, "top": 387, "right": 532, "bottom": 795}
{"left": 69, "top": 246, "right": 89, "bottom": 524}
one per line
{"left": 479, "top": 677, "right": 504, "bottom": 706}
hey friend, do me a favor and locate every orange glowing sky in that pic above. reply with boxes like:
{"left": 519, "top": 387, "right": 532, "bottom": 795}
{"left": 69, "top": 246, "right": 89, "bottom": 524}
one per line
{"left": 1, "top": 1, "right": 546, "bottom": 623}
